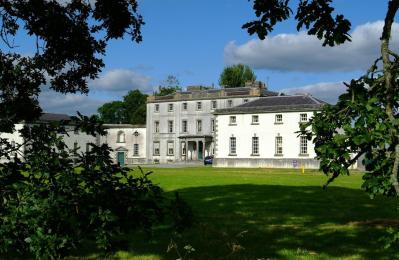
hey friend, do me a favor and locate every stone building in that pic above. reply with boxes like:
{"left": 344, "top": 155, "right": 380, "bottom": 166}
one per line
{"left": 99, "top": 124, "right": 146, "bottom": 166}
{"left": 145, "top": 81, "right": 277, "bottom": 163}
{"left": 213, "top": 94, "right": 326, "bottom": 168}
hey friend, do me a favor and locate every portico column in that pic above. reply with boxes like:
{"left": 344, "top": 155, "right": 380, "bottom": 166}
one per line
{"left": 185, "top": 140, "right": 188, "bottom": 161}
{"left": 196, "top": 140, "right": 199, "bottom": 160}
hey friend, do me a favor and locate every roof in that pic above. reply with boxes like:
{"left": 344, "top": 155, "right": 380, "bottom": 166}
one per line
{"left": 103, "top": 124, "right": 146, "bottom": 129}
{"left": 213, "top": 94, "right": 326, "bottom": 115}
{"left": 38, "top": 113, "right": 71, "bottom": 122}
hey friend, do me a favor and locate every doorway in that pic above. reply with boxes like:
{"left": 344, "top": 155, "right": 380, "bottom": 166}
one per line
{"left": 117, "top": 152, "right": 125, "bottom": 166}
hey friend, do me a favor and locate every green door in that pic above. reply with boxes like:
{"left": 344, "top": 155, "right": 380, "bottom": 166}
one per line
{"left": 117, "top": 152, "right": 125, "bottom": 166}
{"left": 198, "top": 142, "right": 203, "bottom": 160}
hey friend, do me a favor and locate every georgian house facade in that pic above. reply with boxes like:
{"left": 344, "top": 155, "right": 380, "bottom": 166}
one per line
{"left": 99, "top": 124, "right": 146, "bottom": 166}
{"left": 145, "top": 82, "right": 276, "bottom": 163}
{"left": 213, "top": 94, "right": 326, "bottom": 168}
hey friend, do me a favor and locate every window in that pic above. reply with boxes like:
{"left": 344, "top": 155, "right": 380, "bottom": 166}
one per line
{"left": 243, "top": 99, "right": 249, "bottom": 103}
{"left": 182, "top": 102, "right": 188, "bottom": 110}
{"left": 252, "top": 136, "right": 259, "bottom": 155}
{"left": 300, "top": 113, "right": 308, "bottom": 122}
{"left": 153, "top": 142, "right": 160, "bottom": 156}
{"left": 275, "top": 114, "right": 283, "bottom": 124}
{"left": 275, "top": 136, "right": 283, "bottom": 155}
{"left": 133, "top": 144, "right": 139, "bottom": 156}
{"left": 117, "top": 131, "right": 125, "bottom": 143}
{"left": 229, "top": 137, "right": 236, "bottom": 155}
{"left": 197, "top": 120, "right": 202, "bottom": 132}
{"left": 181, "top": 142, "right": 186, "bottom": 156}
{"left": 211, "top": 119, "right": 215, "bottom": 132}
{"left": 196, "top": 101, "right": 202, "bottom": 110}
{"left": 167, "top": 141, "right": 174, "bottom": 156}
{"left": 227, "top": 100, "right": 233, "bottom": 107}
{"left": 211, "top": 100, "right": 217, "bottom": 109}
{"left": 182, "top": 120, "right": 188, "bottom": 133}
{"left": 155, "top": 104, "right": 160, "bottom": 112}
{"left": 229, "top": 116, "right": 236, "bottom": 125}
{"left": 300, "top": 136, "right": 308, "bottom": 155}
{"left": 252, "top": 115, "right": 259, "bottom": 124}
{"left": 168, "top": 103, "right": 174, "bottom": 112}
{"left": 154, "top": 121, "right": 160, "bottom": 133}
{"left": 168, "top": 120, "right": 174, "bottom": 133}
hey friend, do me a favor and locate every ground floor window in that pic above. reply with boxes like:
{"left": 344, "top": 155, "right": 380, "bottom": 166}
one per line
{"left": 300, "top": 136, "right": 308, "bottom": 155}
{"left": 181, "top": 142, "right": 186, "bottom": 156}
{"left": 275, "top": 136, "right": 283, "bottom": 155}
{"left": 229, "top": 137, "right": 236, "bottom": 155}
{"left": 133, "top": 143, "right": 139, "bottom": 156}
{"left": 252, "top": 136, "right": 259, "bottom": 155}
{"left": 153, "top": 142, "right": 160, "bottom": 156}
{"left": 167, "top": 141, "right": 174, "bottom": 156}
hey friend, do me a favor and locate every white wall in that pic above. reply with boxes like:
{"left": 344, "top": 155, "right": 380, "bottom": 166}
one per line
{"left": 215, "top": 111, "right": 316, "bottom": 165}
{"left": 0, "top": 123, "right": 25, "bottom": 162}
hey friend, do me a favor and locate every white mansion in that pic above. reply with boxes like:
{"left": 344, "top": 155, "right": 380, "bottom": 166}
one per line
{"left": 2, "top": 81, "right": 357, "bottom": 169}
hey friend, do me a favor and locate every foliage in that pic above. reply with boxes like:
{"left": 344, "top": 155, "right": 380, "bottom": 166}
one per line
{"left": 0, "top": 116, "right": 165, "bottom": 258}
{"left": 154, "top": 74, "right": 182, "bottom": 96}
{"left": 97, "top": 90, "right": 147, "bottom": 124}
{"left": 245, "top": 0, "right": 399, "bottom": 247}
{"left": 0, "top": 1, "right": 192, "bottom": 258}
{"left": 219, "top": 64, "right": 256, "bottom": 88}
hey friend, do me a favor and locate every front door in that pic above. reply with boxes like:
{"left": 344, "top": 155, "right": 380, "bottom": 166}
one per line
{"left": 117, "top": 152, "right": 125, "bottom": 166}
{"left": 198, "top": 141, "right": 203, "bottom": 160}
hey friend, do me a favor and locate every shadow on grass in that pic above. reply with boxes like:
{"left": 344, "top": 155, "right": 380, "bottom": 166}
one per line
{"left": 72, "top": 184, "right": 399, "bottom": 259}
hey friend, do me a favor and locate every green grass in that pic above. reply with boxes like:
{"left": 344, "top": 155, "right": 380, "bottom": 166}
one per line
{"left": 71, "top": 167, "right": 399, "bottom": 259}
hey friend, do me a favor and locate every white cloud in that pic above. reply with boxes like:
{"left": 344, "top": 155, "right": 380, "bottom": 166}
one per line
{"left": 224, "top": 21, "right": 399, "bottom": 72}
{"left": 90, "top": 69, "right": 152, "bottom": 93}
{"left": 39, "top": 91, "right": 106, "bottom": 116}
{"left": 280, "top": 81, "right": 347, "bottom": 104}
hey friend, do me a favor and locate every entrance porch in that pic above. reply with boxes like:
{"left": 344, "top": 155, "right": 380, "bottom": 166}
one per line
{"left": 179, "top": 135, "right": 213, "bottom": 161}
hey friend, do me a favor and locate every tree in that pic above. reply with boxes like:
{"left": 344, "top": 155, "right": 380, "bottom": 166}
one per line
{"left": 123, "top": 89, "right": 147, "bottom": 124}
{"left": 219, "top": 64, "right": 256, "bottom": 88}
{"left": 154, "top": 74, "right": 182, "bottom": 96}
{"left": 244, "top": 0, "right": 399, "bottom": 246}
{"left": 97, "top": 90, "right": 147, "bottom": 124}
{"left": 97, "top": 101, "right": 127, "bottom": 124}
{"left": 0, "top": 1, "right": 191, "bottom": 257}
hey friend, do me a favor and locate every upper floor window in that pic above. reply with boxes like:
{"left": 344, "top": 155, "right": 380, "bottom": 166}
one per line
{"left": 229, "top": 137, "right": 236, "bottom": 155}
{"left": 300, "top": 136, "right": 308, "bottom": 155}
{"left": 155, "top": 104, "right": 160, "bottom": 112}
{"left": 227, "top": 99, "right": 233, "bottom": 107}
{"left": 211, "top": 100, "right": 217, "bottom": 110}
{"left": 197, "top": 120, "right": 202, "bottom": 132}
{"left": 117, "top": 131, "right": 125, "bottom": 143}
{"left": 168, "top": 103, "right": 174, "bottom": 112}
{"left": 252, "top": 115, "right": 259, "bottom": 124}
{"left": 133, "top": 144, "right": 139, "bottom": 156}
{"left": 252, "top": 136, "right": 259, "bottom": 155}
{"left": 229, "top": 116, "right": 236, "bottom": 125}
{"left": 182, "top": 120, "right": 188, "bottom": 133}
{"left": 275, "top": 136, "right": 283, "bottom": 155}
{"left": 275, "top": 114, "right": 283, "bottom": 124}
{"left": 300, "top": 113, "right": 308, "bottom": 123}
{"left": 196, "top": 102, "right": 202, "bottom": 110}
{"left": 168, "top": 120, "right": 174, "bottom": 133}
{"left": 182, "top": 102, "right": 188, "bottom": 110}
{"left": 154, "top": 121, "right": 160, "bottom": 133}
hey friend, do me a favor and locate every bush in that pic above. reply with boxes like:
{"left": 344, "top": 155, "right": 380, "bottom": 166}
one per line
{"left": 0, "top": 116, "right": 187, "bottom": 258}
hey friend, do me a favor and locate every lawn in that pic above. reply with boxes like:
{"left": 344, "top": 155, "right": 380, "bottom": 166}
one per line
{"left": 71, "top": 167, "right": 399, "bottom": 259}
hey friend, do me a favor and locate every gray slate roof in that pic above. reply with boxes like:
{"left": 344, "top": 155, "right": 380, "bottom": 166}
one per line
{"left": 39, "top": 113, "right": 71, "bottom": 122}
{"left": 214, "top": 94, "right": 326, "bottom": 115}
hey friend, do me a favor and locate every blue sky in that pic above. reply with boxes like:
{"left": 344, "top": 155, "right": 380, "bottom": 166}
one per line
{"left": 9, "top": 0, "right": 395, "bottom": 115}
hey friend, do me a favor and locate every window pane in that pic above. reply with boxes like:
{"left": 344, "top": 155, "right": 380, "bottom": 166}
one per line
{"left": 230, "top": 137, "right": 236, "bottom": 154}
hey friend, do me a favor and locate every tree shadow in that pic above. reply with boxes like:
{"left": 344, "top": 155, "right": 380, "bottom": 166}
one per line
{"left": 71, "top": 184, "right": 399, "bottom": 259}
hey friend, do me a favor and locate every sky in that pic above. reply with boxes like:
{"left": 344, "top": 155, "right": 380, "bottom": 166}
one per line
{"left": 6, "top": 0, "right": 397, "bottom": 115}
